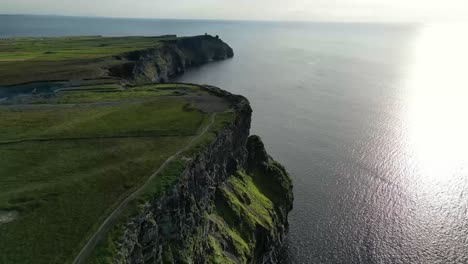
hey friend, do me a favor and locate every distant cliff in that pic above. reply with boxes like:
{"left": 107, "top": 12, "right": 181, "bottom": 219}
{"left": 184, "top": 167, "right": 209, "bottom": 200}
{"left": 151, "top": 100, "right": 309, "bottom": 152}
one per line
{"left": 109, "top": 35, "right": 234, "bottom": 84}
{"left": 104, "top": 87, "right": 293, "bottom": 264}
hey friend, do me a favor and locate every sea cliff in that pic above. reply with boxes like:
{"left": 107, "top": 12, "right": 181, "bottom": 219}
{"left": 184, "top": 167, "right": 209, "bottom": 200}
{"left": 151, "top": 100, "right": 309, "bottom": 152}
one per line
{"left": 100, "top": 87, "right": 293, "bottom": 264}
{"left": 0, "top": 34, "right": 234, "bottom": 87}
{"left": 109, "top": 35, "right": 234, "bottom": 84}
{"left": 0, "top": 34, "right": 293, "bottom": 264}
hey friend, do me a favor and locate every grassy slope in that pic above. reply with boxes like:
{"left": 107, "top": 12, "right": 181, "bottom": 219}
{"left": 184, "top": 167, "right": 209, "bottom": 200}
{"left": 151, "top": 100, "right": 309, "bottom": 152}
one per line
{"left": 0, "top": 138, "right": 191, "bottom": 263}
{"left": 0, "top": 83, "right": 233, "bottom": 263}
{"left": 0, "top": 35, "right": 236, "bottom": 263}
{"left": 89, "top": 111, "right": 237, "bottom": 264}
{"left": 209, "top": 170, "right": 275, "bottom": 264}
{"left": 0, "top": 97, "right": 204, "bottom": 141}
{"left": 0, "top": 36, "right": 176, "bottom": 86}
{"left": 48, "top": 83, "right": 199, "bottom": 104}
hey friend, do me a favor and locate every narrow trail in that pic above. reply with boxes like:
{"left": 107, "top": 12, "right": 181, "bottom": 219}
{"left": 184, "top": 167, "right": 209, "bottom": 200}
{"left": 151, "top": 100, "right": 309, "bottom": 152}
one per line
{"left": 72, "top": 113, "right": 216, "bottom": 264}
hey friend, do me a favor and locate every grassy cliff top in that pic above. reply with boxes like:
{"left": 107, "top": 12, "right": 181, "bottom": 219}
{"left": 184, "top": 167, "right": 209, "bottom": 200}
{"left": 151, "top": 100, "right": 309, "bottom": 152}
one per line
{"left": 0, "top": 82, "right": 236, "bottom": 264}
{"left": 0, "top": 35, "right": 177, "bottom": 62}
{"left": 0, "top": 35, "right": 237, "bottom": 263}
{"left": 0, "top": 35, "right": 169, "bottom": 86}
{"left": 0, "top": 34, "right": 230, "bottom": 86}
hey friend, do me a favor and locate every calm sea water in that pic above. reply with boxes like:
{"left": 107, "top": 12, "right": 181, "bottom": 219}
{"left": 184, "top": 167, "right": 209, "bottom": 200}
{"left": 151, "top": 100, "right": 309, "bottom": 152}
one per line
{"left": 2, "top": 15, "right": 468, "bottom": 264}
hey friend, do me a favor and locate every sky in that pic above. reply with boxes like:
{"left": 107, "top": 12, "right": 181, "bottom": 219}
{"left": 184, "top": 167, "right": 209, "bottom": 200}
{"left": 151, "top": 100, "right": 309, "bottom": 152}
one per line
{"left": 1, "top": 0, "right": 467, "bottom": 22}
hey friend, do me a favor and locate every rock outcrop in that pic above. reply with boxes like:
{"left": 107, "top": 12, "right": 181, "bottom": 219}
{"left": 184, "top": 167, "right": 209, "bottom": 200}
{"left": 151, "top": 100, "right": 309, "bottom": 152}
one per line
{"left": 108, "top": 88, "right": 293, "bottom": 264}
{"left": 109, "top": 35, "right": 234, "bottom": 84}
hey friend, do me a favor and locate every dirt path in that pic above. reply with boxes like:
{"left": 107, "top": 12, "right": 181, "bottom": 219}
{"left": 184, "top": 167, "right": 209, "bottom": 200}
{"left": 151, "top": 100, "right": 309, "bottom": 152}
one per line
{"left": 72, "top": 113, "right": 216, "bottom": 264}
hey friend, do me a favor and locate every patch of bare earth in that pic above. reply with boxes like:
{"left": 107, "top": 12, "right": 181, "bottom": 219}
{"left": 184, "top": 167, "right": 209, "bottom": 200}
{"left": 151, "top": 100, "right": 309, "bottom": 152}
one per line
{"left": 186, "top": 94, "right": 230, "bottom": 113}
{"left": 0, "top": 210, "right": 18, "bottom": 224}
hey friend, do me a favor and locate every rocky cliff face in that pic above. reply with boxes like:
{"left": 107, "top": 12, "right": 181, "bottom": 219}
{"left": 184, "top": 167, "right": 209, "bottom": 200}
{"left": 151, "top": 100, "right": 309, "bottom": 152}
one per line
{"left": 109, "top": 35, "right": 234, "bottom": 84}
{"left": 110, "top": 88, "right": 293, "bottom": 264}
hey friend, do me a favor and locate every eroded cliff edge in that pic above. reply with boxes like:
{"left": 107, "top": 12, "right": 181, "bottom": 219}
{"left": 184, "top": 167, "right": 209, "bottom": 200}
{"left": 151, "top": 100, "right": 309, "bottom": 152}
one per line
{"left": 98, "top": 87, "right": 293, "bottom": 264}
{"left": 109, "top": 35, "right": 234, "bottom": 84}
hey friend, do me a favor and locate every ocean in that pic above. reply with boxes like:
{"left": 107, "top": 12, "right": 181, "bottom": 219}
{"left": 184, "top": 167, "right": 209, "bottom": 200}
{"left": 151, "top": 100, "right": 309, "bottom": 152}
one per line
{"left": 2, "top": 15, "right": 468, "bottom": 263}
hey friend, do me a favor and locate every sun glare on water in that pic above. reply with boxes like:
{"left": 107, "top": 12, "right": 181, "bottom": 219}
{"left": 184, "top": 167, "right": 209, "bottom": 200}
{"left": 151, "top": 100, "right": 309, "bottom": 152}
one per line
{"left": 402, "top": 22, "right": 468, "bottom": 200}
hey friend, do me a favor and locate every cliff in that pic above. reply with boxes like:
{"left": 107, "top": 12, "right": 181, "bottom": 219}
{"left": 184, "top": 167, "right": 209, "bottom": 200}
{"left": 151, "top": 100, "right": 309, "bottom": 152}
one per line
{"left": 0, "top": 35, "right": 233, "bottom": 87}
{"left": 109, "top": 35, "right": 234, "bottom": 84}
{"left": 99, "top": 87, "right": 293, "bottom": 264}
{"left": 0, "top": 35, "right": 293, "bottom": 264}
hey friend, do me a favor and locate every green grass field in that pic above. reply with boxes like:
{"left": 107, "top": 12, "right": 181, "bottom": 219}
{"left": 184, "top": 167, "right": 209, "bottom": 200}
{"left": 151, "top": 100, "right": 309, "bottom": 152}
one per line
{"left": 0, "top": 137, "right": 191, "bottom": 263}
{"left": 0, "top": 97, "right": 204, "bottom": 141}
{"left": 0, "top": 81, "right": 233, "bottom": 263}
{"left": 89, "top": 111, "right": 236, "bottom": 264}
{"left": 0, "top": 36, "right": 177, "bottom": 86}
{"left": 0, "top": 34, "right": 235, "bottom": 263}
{"left": 0, "top": 36, "right": 175, "bottom": 61}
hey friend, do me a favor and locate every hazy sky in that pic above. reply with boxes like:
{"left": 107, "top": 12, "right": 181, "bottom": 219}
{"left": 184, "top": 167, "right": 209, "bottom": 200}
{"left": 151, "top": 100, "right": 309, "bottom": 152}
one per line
{"left": 1, "top": 0, "right": 467, "bottom": 22}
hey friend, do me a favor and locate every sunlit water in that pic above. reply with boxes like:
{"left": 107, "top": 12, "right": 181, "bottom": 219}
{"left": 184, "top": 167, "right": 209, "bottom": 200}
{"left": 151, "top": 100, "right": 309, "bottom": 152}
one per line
{"left": 2, "top": 15, "right": 468, "bottom": 263}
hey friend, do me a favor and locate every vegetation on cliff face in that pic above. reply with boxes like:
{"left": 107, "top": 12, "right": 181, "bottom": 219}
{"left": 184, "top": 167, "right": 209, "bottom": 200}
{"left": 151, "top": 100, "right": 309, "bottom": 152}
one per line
{"left": 207, "top": 136, "right": 293, "bottom": 264}
{"left": 209, "top": 170, "right": 274, "bottom": 264}
{"left": 91, "top": 127, "right": 293, "bottom": 264}
{"left": 0, "top": 35, "right": 233, "bottom": 86}
{"left": 84, "top": 88, "right": 294, "bottom": 264}
{"left": 88, "top": 110, "right": 239, "bottom": 264}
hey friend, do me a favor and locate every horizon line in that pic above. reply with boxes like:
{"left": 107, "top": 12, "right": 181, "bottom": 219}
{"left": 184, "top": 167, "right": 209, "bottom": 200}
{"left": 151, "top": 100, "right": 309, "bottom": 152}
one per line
{"left": 0, "top": 13, "right": 423, "bottom": 25}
